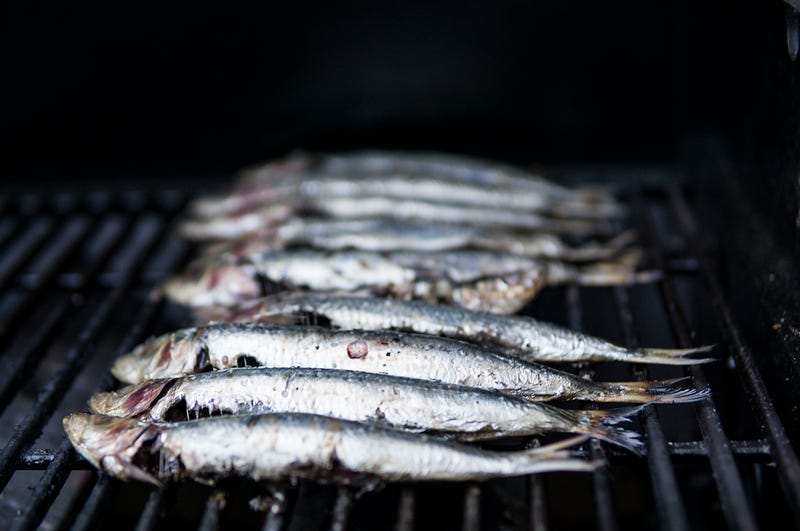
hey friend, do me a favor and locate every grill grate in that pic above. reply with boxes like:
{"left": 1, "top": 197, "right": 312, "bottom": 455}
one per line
{"left": 0, "top": 178, "right": 797, "bottom": 530}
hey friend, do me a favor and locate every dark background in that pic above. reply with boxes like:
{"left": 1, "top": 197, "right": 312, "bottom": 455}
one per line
{"left": 0, "top": 0, "right": 771, "bottom": 180}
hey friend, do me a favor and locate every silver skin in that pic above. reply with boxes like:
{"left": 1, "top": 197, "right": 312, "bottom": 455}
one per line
{"left": 192, "top": 151, "right": 619, "bottom": 219}
{"left": 183, "top": 197, "right": 611, "bottom": 240}
{"left": 192, "top": 219, "right": 637, "bottom": 262}
{"left": 161, "top": 249, "right": 656, "bottom": 312}
{"left": 202, "top": 294, "right": 715, "bottom": 366}
{"left": 88, "top": 368, "right": 643, "bottom": 452}
{"left": 111, "top": 323, "right": 708, "bottom": 405}
{"left": 63, "top": 412, "right": 596, "bottom": 486}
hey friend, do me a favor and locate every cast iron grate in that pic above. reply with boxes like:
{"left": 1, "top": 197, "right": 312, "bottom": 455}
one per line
{"left": 0, "top": 177, "right": 797, "bottom": 531}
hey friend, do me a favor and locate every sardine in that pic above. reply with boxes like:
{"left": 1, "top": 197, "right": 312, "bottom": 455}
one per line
{"left": 63, "top": 412, "right": 597, "bottom": 486}
{"left": 161, "top": 249, "right": 658, "bottom": 312}
{"left": 110, "top": 323, "right": 708, "bottom": 405}
{"left": 192, "top": 151, "right": 618, "bottom": 219}
{"left": 199, "top": 294, "right": 714, "bottom": 366}
{"left": 88, "top": 367, "right": 644, "bottom": 452}
{"left": 191, "top": 219, "right": 637, "bottom": 263}
{"left": 183, "top": 197, "right": 612, "bottom": 240}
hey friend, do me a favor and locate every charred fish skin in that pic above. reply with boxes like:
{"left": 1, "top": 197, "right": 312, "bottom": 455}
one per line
{"left": 88, "top": 368, "right": 644, "bottom": 453}
{"left": 63, "top": 412, "right": 597, "bottom": 486}
{"left": 111, "top": 323, "right": 709, "bottom": 405}
{"left": 205, "top": 294, "right": 714, "bottom": 366}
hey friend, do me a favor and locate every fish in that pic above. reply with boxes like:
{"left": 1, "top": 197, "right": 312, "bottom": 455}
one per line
{"left": 63, "top": 412, "right": 597, "bottom": 486}
{"left": 191, "top": 219, "right": 638, "bottom": 262}
{"left": 161, "top": 249, "right": 658, "bottom": 312}
{"left": 191, "top": 151, "right": 619, "bottom": 219}
{"left": 182, "top": 197, "right": 613, "bottom": 241}
{"left": 110, "top": 323, "right": 708, "bottom": 405}
{"left": 87, "top": 367, "right": 644, "bottom": 453}
{"left": 198, "top": 293, "right": 715, "bottom": 366}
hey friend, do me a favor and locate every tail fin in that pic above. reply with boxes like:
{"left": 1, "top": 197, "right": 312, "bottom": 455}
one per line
{"left": 593, "top": 377, "right": 710, "bottom": 404}
{"left": 516, "top": 435, "right": 599, "bottom": 475}
{"left": 574, "top": 407, "right": 645, "bottom": 455}
{"left": 628, "top": 344, "right": 716, "bottom": 365}
{"left": 563, "top": 229, "right": 638, "bottom": 262}
{"left": 547, "top": 249, "right": 662, "bottom": 287}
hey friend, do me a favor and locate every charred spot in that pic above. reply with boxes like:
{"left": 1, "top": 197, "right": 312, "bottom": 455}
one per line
{"left": 297, "top": 311, "right": 332, "bottom": 328}
{"left": 257, "top": 275, "right": 284, "bottom": 296}
{"left": 195, "top": 346, "right": 211, "bottom": 372}
{"left": 237, "top": 355, "right": 260, "bottom": 368}
{"left": 346, "top": 340, "right": 368, "bottom": 359}
{"left": 163, "top": 398, "right": 189, "bottom": 422}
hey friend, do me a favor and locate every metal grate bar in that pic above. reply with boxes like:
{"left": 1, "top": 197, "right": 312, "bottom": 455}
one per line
{"left": 395, "top": 488, "right": 415, "bottom": 531}
{"left": 13, "top": 247, "right": 189, "bottom": 531}
{"left": 329, "top": 488, "right": 353, "bottom": 531}
{"left": 462, "top": 485, "right": 481, "bottom": 531}
{"left": 637, "top": 190, "right": 759, "bottom": 531}
{"left": 528, "top": 441, "right": 549, "bottom": 531}
{"left": 10, "top": 438, "right": 78, "bottom": 531}
{"left": 0, "top": 210, "right": 178, "bottom": 492}
{"left": 0, "top": 298, "right": 72, "bottom": 414}
{"left": 0, "top": 218, "right": 55, "bottom": 292}
{"left": 0, "top": 217, "right": 92, "bottom": 344}
{"left": 69, "top": 474, "right": 115, "bottom": 531}
{"left": 614, "top": 285, "right": 690, "bottom": 531}
{"left": 133, "top": 489, "right": 168, "bottom": 531}
{"left": 260, "top": 488, "right": 290, "bottom": 531}
{"left": 667, "top": 185, "right": 800, "bottom": 514}
{"left": 565, "top": 285, "right": 618, "bottom": 531}
{"left": 197, "top": 491, "right": 226, "bottom": 531}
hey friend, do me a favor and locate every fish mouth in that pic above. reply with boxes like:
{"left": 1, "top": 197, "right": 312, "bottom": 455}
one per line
{"left": 63, "top": 413, "right": 164, "bottom": 485}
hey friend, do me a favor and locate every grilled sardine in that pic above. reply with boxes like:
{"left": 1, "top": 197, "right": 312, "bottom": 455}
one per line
{"left": 89, "top": 367, "right": 644, "bottom": 452}
{"left": 111, "top": 323, "right": 707, "bottom": 404}
{"left": 64, "top": 412, "right": 597, "bottom": 486}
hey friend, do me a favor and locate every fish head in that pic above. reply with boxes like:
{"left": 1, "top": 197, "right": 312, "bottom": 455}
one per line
{"left": 63, "top": 413, "right": 165, "bottom": 485}
{"left": 111, "top": 329, "right": 208, "bottom": 384}
{"left": 88, "top": 379, "right": 175, "bottom": 418}
{"left": 162, "top": 262, "right": 262, "bottom": 308}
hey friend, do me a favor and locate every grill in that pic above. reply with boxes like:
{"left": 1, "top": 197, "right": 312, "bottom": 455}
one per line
{"left": 1, "top": 171, "right": 798, "bottom": 531}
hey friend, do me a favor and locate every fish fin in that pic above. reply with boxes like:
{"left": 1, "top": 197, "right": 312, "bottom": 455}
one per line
{"left": 566, "top": 249, "right": 662, "bottom": 286}
{"left": 629, "top": 344, "right": 716, "bottom": 365}
{"left": 525, "top": 434, "right": 590, "bottom": 457}
{"left": 574, "top": 407, "right": 645, "bottom": 455}
{"left": 594, "top": 377, "right": 710, "bottom": 404}
{"left": 563, "top": 229, "right": 638, "bottom": 262}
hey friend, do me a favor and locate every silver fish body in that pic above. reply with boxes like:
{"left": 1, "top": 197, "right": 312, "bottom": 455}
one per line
{"left": 204, "top": 294, "right": 714, "bottom": 366}
{"left": 192, "top": 153, "right": 623, "bottom": 217}
{"left": 63, "top": 412, "right": 596, "bottom": 486}
{"left": 111, "top": 323, "right": 707, "bottom": 405}
{"left": 162, "top": 249, "right": 653, "bottom": 312}
{"left": 88, "top": 367, "right": 643, "bottom": 452}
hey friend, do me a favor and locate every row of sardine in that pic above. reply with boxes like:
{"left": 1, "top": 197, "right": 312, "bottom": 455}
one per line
{"left": 65, "top": 151, "right": 712, "bottom": 487}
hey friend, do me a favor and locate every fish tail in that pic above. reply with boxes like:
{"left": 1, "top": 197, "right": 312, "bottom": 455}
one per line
{"left": 574, "top": 407, "right": 645, "bottom": 455}
{"left": 517, "top": 436, "right": 599, "bottom": 474}
{"left": 629, "top": 344, "right": 716, "bottom": 365}
{"left": 592, "top": 377, "right": 709, "bottom": 404}
{"left": 563, "top": 229, "right": 638, "bottom": 262}
{"left": 572, "top": 249, "right": 662, "bottom": 286}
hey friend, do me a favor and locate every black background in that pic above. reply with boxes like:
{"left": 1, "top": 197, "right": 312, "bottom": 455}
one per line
{"left": 0, "top": 1, "right": 769, "bottom": 180}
